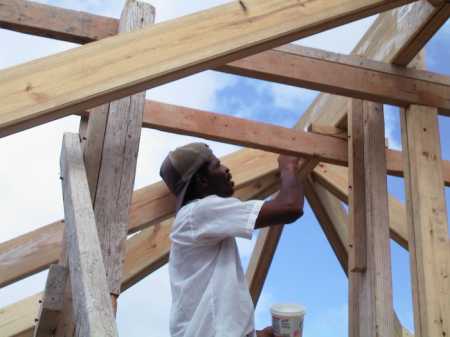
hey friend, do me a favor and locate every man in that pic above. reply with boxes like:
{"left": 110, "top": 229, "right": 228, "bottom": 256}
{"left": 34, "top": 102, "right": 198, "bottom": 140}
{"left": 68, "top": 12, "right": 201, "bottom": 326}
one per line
{"left": 160, "top": 143, "right": 304, "bottom": 337}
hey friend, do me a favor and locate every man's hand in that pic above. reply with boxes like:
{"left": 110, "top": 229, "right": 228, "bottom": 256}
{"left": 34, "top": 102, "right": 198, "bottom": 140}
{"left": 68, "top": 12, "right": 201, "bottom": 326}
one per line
{"left": 256, "top": 326, "right": 275, "bottom": 337}
{"left": 278, "top": 154, "right": 300, "bottom": 172}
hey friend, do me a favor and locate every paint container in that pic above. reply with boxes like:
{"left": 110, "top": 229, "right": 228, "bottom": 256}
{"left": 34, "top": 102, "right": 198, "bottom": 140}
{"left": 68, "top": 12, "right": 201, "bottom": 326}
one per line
{"left": 271, "top": 304, "right": 306, "bottom": 337}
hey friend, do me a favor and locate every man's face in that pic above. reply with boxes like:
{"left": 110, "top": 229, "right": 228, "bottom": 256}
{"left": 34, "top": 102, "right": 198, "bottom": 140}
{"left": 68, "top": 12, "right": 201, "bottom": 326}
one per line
{"left": 205, "top": 156, "right": 234, "bottom": 197}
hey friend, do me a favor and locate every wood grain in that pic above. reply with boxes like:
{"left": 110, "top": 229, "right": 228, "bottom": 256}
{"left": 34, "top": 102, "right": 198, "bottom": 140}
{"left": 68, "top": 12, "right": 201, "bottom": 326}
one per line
{"left": 0, "top": 0, "right": 415, "bottom": 137}
{"left": 60, "top": 133, "right": 118, "bottom": 337}
{"left": 298, "top": 0, "right": 442, "bottom": 129}
{"left": 32, "top": 265, "right": 67, "bottom": 337}
{"left": 84, "top": 0, "right": 154, "bottom": 297}
{"left": 348, "top": 102, "right": 394, "bottom": 337}
{"left": 400, "top": 104, "right": 450, "bottom": 337}
{"left": 220, "top": 44, "right": 450, "bottom": 115}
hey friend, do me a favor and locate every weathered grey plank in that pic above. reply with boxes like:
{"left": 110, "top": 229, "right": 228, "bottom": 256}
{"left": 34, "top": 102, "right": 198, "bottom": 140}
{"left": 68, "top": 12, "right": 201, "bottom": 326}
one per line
{"left": 32, "top": 264, "right": 68, "bottom": 337}
{"left": 60, "top": 133, "right": 118, "bottom": 337}
{"left": 84, "top": 0, "right": 155, "bottom": 298}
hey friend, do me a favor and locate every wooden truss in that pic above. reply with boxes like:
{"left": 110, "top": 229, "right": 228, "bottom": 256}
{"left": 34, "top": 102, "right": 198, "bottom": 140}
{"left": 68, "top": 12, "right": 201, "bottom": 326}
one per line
{"left": 0, "top": 0, "right": 449, "bottom": 336}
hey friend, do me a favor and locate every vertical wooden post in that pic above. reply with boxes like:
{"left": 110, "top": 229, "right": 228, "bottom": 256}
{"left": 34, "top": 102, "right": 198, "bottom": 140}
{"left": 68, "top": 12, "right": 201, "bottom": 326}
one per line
{"left": 348, "top": 100, "right": 394, "bottom": 337}
{"left": 83, "top": 1, "right": 155, "bottom": 304}
{"left": 400, "top": 104, "right": 450, "bottom": 337}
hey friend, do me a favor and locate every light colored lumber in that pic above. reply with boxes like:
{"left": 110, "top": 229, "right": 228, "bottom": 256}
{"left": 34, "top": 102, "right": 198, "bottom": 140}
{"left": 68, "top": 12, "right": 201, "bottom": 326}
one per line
{"left": 0, "top": 0, "right": 416, "bottom": 137}
{"left": 32, "top": 265, "right": 67, "bottom": 337}
{"left": 144, "top": 100, "right": 347, "bottom": 165}
{"left": 219, "top": 44, "right": 450, "bottom": 115}
{"left": 0, "top": 180, "right": 175, "bottom": 288}
{"left": 348, "top": 101, "right": 394, "bottom": 337}
{"left": 400, "top": 104, "right": 450, "bottom": 337}
{"left": 0, "top": 293, "right": 42, "bottom": 337}
{"left": 299, "top": 0, "right": 443, "bottom": 130}
{"left": 84, "top": 0, "right": 154, "bottom": 297}
{"left": 393, "top": 2, "right": 450, "bottom": 66}
{"left": 0, "top": 221, "right": 63, "bottom": 288}
{"left": 144, "top": 100, "right": 450, "bottom": 183}
{"left": 60, "top": 133, "right": 118, "bottom": 337}
{"left": 3, "top": 1, "right": 448, "bottom": 117}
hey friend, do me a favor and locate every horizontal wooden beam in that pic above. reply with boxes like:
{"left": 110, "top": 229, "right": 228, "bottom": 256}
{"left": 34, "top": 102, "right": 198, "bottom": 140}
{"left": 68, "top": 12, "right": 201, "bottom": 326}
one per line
{"left": 144, "top": 101, "right": 348, "bottom": 165}
{"left": 2, "top": 1, "right": 448, "bottom": 114}
{"left": 3, "top": 97, "right": 450, "bottom": 288}
{"left": 0, "top": 180, "right": 175, "bottom": 288}
{"left": 303, "top": 0, "right": 446, "bottom": 129}
{"left": 219, "top": 44, "right": 450, "bottom": 115}
{"left": 0, "top": 0, "right": 118, "bottom": 43}
{"left": 4, "top": 3, "right": 448, "bottom": 132}
{"left": 143, "top": 100, "right": 450, "bottom": 185}
{"left": 0, "top": 0, "right": 416, "bottom": 137}
{"left": 0, "top": 147, "right": 279, "bottom": 288}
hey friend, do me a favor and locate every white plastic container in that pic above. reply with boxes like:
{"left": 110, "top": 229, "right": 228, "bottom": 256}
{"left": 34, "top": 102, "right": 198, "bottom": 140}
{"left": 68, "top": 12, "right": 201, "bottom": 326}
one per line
{"left": 271, "top": 304, "right": 306, "bottom": 337}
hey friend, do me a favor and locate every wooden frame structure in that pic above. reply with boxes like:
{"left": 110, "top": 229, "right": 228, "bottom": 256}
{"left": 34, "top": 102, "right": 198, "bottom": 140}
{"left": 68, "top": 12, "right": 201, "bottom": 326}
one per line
{"left": 0, "top": 0, "right": 449, "bottom": 336}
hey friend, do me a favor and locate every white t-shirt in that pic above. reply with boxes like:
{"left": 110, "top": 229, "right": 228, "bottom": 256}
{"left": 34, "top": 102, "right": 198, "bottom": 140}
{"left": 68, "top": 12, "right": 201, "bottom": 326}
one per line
{"left": 169, "top": 195, "right": 264, "bottom": 337}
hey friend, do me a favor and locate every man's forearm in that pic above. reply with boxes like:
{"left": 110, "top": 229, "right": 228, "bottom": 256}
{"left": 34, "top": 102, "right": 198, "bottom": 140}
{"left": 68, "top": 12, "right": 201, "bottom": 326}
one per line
{"left": 278, "top": 166, "right": 304, "bottom": 213}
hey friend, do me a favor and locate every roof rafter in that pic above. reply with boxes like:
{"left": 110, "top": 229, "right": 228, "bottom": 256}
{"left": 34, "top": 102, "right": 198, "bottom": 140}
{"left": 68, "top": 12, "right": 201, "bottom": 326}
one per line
{"left": 306, "top": 0, "right": 450, "bottom": 129}
{"left": 0, "top": 0, "right": 417, "bottom": 137}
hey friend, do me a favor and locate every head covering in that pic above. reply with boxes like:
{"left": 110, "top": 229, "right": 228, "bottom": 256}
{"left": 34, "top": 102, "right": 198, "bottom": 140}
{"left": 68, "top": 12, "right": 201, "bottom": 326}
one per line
{"left": 160, "top": 142, "right": 214, "bottom": 211}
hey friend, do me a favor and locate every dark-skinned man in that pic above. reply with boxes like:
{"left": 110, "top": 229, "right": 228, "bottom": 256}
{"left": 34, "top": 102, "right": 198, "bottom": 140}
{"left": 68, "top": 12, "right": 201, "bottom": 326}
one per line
{"left": 160, "top": 143, "right": 304, "bottom": 337}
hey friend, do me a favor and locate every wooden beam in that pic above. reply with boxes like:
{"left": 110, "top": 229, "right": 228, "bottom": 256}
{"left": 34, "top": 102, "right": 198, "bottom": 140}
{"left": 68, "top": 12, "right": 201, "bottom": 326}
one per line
{"left": 219, "top": 44, "right": 450, "bottom": 115}
{"left": 0, "top": 147, "right": 278, "bottom": 288}
{"left": 348, "top": 101, "right": 394, "bottom": 337}
{"left": 311, "top": 162, "right": 410, "bottom": 250}
{"left": 0, "top": 0, "right": 416, "bottom": 137}
{"left": 143, "top": 100, "right": 450, "bottom": 183}
{"left": 32, "top": 265, "right": 67, "bottom": 337}
{"left": 60, "top": 133, "right": 118, "bottom": 337}
{"left": 83, "top": 0, "right": 154, "bottom": 300}
{"left": 144, "top": 100, "right": 347, "bottom": 165}
{"left": 400, "top": 104, "right": 450, "bottom": 336}
{"left": 393, "top": 2, "right": 450, "bottom": 66}
{"left": 299, "top": 0, "right": 445, "bottom": 130}
{"left": 0, "top": 0, "right": 118, "bottom": 43}
{"left": 4, "top": 95, "right": 450, "bottom": 288}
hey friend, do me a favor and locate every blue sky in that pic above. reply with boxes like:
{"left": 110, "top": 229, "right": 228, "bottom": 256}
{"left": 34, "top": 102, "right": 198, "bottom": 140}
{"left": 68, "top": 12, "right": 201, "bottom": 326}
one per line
{"left": 0, "top": 2, "right": 449, "bottom": 337}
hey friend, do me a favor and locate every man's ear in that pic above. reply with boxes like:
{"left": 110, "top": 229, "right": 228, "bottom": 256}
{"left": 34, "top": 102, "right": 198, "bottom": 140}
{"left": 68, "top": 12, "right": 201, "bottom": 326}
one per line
{"left": 193, "top": 172, "right": 208, "bottom": 190}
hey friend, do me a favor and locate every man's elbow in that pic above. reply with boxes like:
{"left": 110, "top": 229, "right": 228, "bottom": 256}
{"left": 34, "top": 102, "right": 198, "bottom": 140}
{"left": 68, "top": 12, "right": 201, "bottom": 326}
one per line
{"left": 283, "top": 205, "right": 304, "bottom": 224}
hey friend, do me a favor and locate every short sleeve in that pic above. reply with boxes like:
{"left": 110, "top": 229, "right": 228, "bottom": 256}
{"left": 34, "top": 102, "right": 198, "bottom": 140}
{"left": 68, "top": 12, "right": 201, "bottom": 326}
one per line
{"left": 190, "top": 195, "right": 264, "bottom": 245}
